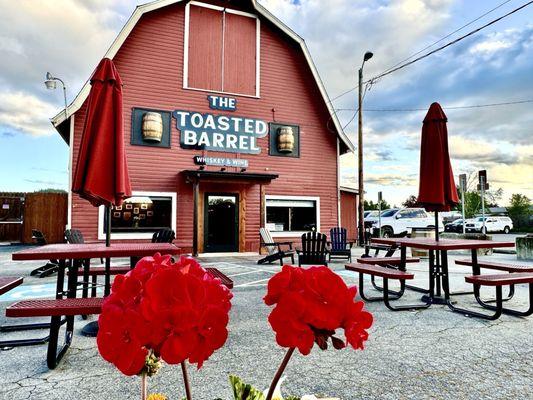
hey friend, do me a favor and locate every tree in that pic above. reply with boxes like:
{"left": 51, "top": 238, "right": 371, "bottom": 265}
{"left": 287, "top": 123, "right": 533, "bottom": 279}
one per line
{"left": 402, "top": 195, "right": 418, "bottom": 208}
{"left": 364, "top": 199, "right": 391, "bottom": 211}
{"left": 453, "top": 171, "right": 504, "bottom": 217}
{"left": 507, "top": 194, "right": 531, "bottom": 230}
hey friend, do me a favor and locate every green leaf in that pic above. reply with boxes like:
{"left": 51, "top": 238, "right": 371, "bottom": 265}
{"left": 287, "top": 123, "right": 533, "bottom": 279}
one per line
{"left": 229, "top": 375, "right": 266, "bottom": 400}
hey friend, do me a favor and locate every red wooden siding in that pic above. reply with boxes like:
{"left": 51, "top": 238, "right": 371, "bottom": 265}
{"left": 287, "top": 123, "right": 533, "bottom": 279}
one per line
{"left": 187, "top": 5, "right": 223, "bottom": 91}
{"left": 223, "top": 12, "right": 256, "bottom": 95}
{"left": 70, "top": 1, "right": 340, "bottom": 253}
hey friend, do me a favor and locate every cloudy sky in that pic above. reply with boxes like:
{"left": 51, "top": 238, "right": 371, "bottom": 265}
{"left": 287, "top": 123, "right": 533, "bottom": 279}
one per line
{"left": 0, "top": 0, "right": 531, "bottom": 206}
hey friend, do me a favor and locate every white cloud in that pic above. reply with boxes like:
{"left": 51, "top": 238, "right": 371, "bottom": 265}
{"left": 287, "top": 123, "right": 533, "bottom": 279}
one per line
{"left": 0, "top": 92, "right": 57, "bottom": 136}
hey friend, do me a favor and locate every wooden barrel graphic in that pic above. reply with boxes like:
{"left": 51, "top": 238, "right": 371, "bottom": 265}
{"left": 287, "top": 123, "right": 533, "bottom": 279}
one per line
{"left": 142, "top": 112, "right": 163, "bottom": 142}
{"left": 277, "top": 126, "right": 294, "bottom": 153}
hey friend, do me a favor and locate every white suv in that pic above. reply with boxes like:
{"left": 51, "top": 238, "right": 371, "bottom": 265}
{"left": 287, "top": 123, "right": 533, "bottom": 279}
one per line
{"left": 373, "top": 208, "right": 444, "bottom": 237}
{"left": 465, "top": 216, "right": 513, "bottom": 234}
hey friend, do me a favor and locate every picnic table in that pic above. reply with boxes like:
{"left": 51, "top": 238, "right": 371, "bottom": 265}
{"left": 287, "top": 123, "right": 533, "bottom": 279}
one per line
{"left": 10, "top": 242, "right": 181, "bottom": 368}
{"left": 371, "top": 237, "right": 515, "bottom": 305}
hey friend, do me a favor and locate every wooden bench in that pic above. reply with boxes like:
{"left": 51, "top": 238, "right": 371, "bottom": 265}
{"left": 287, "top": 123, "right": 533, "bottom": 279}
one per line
{"left": 455, "top": 259, "right": 533, "bottom": 272}
{"left": 0, "top": 277, "right": 52, "bottom": 350}
{"left": 206, "top": 268, "right": 234, "bottom": 289}
{"left": 357, "top": 257, "right": 420, "bottom": 266}
{"left": 5, "top": 297, "right": 105, "bottom": 368}
{"left": 0, "top": 277, "right": 23, "bottom": 295}
{"left": 455, "top": 259, "right": 533, "bottom": 302}
{"left": 448, "top": 273, "right": 533, "bottom": 320}
{"left": 345, "top": 263, "right": 429, "bottom": 311}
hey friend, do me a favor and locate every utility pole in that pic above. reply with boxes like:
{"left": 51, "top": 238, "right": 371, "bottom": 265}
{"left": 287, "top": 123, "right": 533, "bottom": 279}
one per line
{"left": 357, "top": 51, "right": 373, "bottom": 246}
{"left": 459, "top": 174, "right": 467, "bottom": 234}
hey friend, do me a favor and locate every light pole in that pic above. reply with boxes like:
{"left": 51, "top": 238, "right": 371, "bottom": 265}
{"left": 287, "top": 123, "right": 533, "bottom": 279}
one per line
{"left": 44, "top": 72, "right": 68, "bottom": 121}
{"left": 357, "top": 51, "right": 373, "bottom": 246}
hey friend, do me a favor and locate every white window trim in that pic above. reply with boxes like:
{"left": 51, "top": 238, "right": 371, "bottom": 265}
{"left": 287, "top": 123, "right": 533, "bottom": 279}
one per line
{"left": 265, "top": 195, "right": 321, "bottom": 238}
{"left": 183, "top": 1, "right": 261, "bottom": 98}
{"left": 97, "top": 191, "right": 177, "bottom": 240}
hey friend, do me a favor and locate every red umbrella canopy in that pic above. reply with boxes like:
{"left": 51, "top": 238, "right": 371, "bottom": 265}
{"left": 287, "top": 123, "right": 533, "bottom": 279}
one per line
{"left": 72, "top": 58, "right": 131, "bottom": 207}
{"left": 417, "top": 102, "right": 459, "bottom": 211}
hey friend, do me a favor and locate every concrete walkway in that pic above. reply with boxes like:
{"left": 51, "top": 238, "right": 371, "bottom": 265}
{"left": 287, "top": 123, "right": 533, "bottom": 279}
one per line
{"left": 0, "top": 245, "right": 531, "bottom": 400}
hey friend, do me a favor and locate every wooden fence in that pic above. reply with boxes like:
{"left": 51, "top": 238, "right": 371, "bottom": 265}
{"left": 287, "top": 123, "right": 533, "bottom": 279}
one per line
{"left": 0, "top": 192, "right": 68, "bottom": 244}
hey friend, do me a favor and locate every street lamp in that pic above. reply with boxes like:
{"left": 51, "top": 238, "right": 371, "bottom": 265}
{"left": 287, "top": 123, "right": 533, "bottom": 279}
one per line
{"left": 44, "top": 72, "right": 68, "bottom": 121}
{"left": 357, "top": 51, "right": 373, "bottom": 246}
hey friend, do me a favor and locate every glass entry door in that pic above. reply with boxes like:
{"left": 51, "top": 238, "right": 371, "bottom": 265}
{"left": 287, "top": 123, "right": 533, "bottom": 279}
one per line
{"left": 204, "top": 194, "right": 239, "bottom": 252}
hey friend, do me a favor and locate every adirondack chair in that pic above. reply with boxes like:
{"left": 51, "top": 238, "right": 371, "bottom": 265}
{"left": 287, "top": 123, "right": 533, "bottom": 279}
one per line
{"left": 152, "top": 228, "right": 175, "bottom": 243}
{"left": 29, "top": 230, "right": 59, "bottom": 278}
{"left": 258, "top": 228, "right": 295, "bottom": 265}
{"left": 328, "top": 227, "right": 354, "bottom": 262}
{"left": 130, "top": 228, "right": 176, "bottom": 267}
{"left": 297, "top": 231, "right": 328, "bottom": 267}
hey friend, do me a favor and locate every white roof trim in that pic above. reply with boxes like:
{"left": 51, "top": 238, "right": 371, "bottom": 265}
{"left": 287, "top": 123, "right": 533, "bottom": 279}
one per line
{"left": 51, "top": 0, "right": 354, "bottom": 152}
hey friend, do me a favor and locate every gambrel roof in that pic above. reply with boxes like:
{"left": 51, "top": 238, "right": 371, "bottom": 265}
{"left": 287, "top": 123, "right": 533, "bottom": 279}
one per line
{"left": 51, "top": 0, "right": 354, "bottom": 153}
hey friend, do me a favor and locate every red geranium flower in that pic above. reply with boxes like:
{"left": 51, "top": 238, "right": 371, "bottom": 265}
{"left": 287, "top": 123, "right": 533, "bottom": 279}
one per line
{"left": 264, "top": 265, "right": 372, "bottom": 355}
{"left": 97, "top": 254, "right": 232, "bottom": 375}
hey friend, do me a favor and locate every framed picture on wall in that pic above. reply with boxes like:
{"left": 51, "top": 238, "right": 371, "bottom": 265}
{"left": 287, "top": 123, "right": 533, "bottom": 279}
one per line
{"left": 141, "top": 204, "right": 148, "bottom": 210}
{"left": 133, "top": 208, "right": 140, "bottom": 215}
{"left": 147, "top": 211, "right": 154, "bottom": 217}
{"left": 125, "top": 204, "right": 133, "bottom": 210}
{"left": 139, "top": 214, "right": 146, "bottom": 220}
{"left": 123, "top": 212, "right": 132, "bottom": 221}
{"left": 113, "top": 212, "right": 121, "bottom": 218}
{"left": 115, "top": 205, "right": 123, "bottom": 211}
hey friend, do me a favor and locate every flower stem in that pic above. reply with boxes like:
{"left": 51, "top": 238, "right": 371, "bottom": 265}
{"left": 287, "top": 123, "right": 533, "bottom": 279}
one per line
{"left": 141, "top": 372, "right": 147, "bottom": 400}
{"left": 266, "top": 347, "right": 295, "bottom": 400}
{"left": 181, "top": 361, "right": 193, "bottom": 400}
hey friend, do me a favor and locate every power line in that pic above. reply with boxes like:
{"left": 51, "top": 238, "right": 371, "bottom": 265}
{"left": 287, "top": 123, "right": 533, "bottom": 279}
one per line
{"left": 366, "top": 1, "right": 533, "bottom": 84}
{"left": 334, "top": 99, "right": 533, "bottom": 113}
{"left": 328, "top": 0, "right": 531, "bottom": 104}
{"left": 379, "top": 0, "right": 514, "bottom": 76}
{"left": 341, "top": 82, "right": 371, "bottom": 130}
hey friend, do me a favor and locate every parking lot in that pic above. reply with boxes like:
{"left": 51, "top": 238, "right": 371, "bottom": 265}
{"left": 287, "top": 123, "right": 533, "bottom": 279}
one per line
{"left": 0, "top": 242, "right": 532, "bottom": 400}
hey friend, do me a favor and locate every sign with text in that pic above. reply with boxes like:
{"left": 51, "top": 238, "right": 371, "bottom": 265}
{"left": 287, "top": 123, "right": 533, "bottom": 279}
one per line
{"left": 173, "top": 110, "right": 268, "bottom": 154}
{"left": 193, "top": 156, "right": 249, "bottom": 168}
{"left": 207, "top": 95, "right": 237, "bottom": 111}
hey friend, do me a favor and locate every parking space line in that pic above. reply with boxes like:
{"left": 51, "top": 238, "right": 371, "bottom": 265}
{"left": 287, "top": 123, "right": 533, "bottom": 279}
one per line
{"left": 226, "top": 270, "right": 263, "bottom": 277}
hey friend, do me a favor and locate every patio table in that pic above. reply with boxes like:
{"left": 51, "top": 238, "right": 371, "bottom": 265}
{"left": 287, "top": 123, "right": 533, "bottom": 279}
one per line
{"left": 10, "top": 242, "right": 180, "bottom": 368}
{"left": 371, "top": 238, "right": 514, "bottom": 305}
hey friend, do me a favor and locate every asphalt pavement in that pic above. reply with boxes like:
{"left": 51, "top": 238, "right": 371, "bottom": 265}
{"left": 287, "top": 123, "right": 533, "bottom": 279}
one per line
{"left": 0, "top": 243, "right": 532, "bottom": 400}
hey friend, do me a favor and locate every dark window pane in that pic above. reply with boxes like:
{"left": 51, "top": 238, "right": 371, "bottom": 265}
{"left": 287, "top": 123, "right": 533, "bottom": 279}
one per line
{"left": 291, "top": 206, "right": 316, "bottom": 231}
{"left": 108, "top": 196, "right": 173, "bottom": 233}
{"left": 267, "top": 207, "right": 289, "bottom": 232}
{"left": 266, "top": 200, "right": 317, "bottom": 232}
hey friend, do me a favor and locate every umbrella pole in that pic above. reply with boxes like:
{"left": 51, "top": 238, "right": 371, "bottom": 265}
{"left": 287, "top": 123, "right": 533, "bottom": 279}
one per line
{"left": 82, "top": 205, "right": 111, "bottom": 337}
{"left": 435, "top": 211, "right": 439, "bottom": 242}
{"left": 104, "top": 205, "right": 111, "bottom": 296}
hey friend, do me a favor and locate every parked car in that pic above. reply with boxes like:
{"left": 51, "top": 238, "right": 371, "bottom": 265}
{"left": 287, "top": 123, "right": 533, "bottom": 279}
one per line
{"left": 371, "top": 208, "right": 444, "bottom": 237}
{"left": 444, "top": 218, "right": 466, "bottom": 233}
{"left": 465, "top": 216, "right": 513, "bottom": 234}
{"left": 364, "top": 210, "right": 381, "bottom": 226}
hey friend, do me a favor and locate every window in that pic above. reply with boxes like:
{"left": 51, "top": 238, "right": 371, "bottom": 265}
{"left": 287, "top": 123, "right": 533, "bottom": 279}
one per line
{"left": 184, "top": 2, "right": 260, "bottom": 97}
{"left": 381, "top": 209, "right": 399, "bottom": 218}
{"left": 98, "top": 192, "right": 177, "bottom": 240}
{"left": 265, "top": 196, "right": 320, "bottom": 236}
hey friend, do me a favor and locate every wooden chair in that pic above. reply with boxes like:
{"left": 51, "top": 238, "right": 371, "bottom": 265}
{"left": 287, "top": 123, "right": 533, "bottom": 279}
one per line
{"left": 130, "top": 228, "right": 176, "bottom": 267}
{"left": 29, "top": 230, "right": 59, "bottom": 278}
{"left": 328, "top": 227, "right": 354, "bottom": 262}
{"left": 257, "top": 228, "right": 295, "bottom": 265}
{"left": 152, "top": 228, "right": 175, "bottom": 243}
{"left": 297, "top": 231, "right": 328, "bottom": 267}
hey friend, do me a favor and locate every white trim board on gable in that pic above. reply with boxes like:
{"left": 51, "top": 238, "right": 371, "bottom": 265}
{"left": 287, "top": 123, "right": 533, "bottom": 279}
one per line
{"left": 50, "top": 0, "right": 354, "bottom": 153}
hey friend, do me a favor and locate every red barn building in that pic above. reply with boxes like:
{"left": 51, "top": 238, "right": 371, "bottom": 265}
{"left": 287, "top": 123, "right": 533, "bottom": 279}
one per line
{"left": 52, "top": 0, "right": 357, "bottom": 254}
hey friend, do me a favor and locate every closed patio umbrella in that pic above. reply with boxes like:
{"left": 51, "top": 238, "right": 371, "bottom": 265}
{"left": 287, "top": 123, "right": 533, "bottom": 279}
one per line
{"left": 417, "top": 102, "right": 459, "bottom": 241}
{"left": 72, "top": 58, "right": 131, "bottom": 335}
